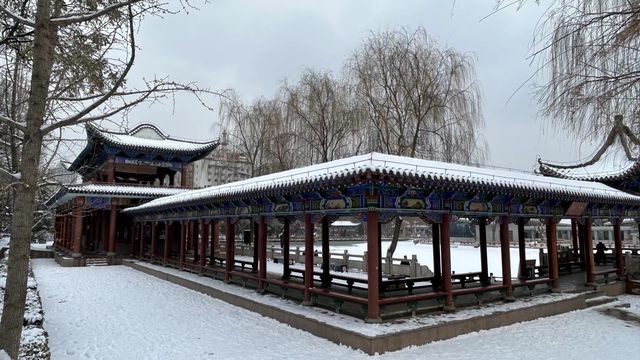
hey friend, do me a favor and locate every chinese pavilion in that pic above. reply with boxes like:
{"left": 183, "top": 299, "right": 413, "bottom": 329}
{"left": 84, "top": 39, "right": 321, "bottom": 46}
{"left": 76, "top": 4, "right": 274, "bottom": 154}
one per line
{"left": 124, "top": 152, "right": 640, "bottom": 321}
{"left": 47, "top": 123, "right": 220, "bottom": 264}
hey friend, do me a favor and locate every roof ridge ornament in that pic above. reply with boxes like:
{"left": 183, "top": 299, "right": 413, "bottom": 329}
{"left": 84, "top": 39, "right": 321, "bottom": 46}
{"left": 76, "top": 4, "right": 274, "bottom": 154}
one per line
{"left": 539, "top": 114, "right": 640, "bottom": 170}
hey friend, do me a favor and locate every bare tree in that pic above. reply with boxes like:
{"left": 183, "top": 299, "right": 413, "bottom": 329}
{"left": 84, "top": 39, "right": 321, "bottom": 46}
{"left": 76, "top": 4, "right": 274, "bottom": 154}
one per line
{"left": 514, "top": 0, "right": 640, "bottom": 139}
{"left": 220, "top": 93, "right": 272, "bottom": 177}
{"left": 284, "top": 69, "right": 361, "bottom": 164}
{"left": 0, "top": 1, "right": 222, "bottom": 356}
{"left": 348, "top": 27, "right": 487, "bottom": 263}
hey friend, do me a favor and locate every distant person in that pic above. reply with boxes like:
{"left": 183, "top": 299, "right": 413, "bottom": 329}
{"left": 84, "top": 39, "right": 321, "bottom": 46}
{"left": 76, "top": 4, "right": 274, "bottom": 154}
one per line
{"left": 595, "top": 241, "right": 607, "bottom": 265}
{"left": 400, "top": 255, "right": 410, "bottom": 265}
{"left": 489, "top": 272, "right": 496, "bottom": 284}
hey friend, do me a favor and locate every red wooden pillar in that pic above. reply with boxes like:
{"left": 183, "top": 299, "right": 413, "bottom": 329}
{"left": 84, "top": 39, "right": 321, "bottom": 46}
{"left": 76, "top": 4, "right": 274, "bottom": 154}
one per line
{"left": 163, "top": 222, "right": 171, "bottom": 264}
{"left": 365, "top": 211, "right": 380, "bottom": 322}
{"left": 578, "top": 222, "right": 587, "bottom": 267}
{"left": 187, "top": 220, "right": 198, "bottom": 262}
{"left": 431, "top": 223, "right": 441, "bottom": 277}
{"left": 211, "top": 220, "right": 219, "bottom": 263}
{"left": 107, "top": 198, "right": 118, "bottom": 255}
{"left": 199, "top": 219, "right": 208, "bottom": 270}
{"left": 102, "top": 211, "right": 109, "bottom": 252}
{"left": 252, "top": 222, "right": 259, "bottom": 272}
{"left": 546, "top": 218, "right": 559, "bottom": 291}
{"left": 282, "top": 217, "right": 291, "bottom": 279}
{"left": 500, "top": 216, "right": 515, "bottom": 300}
{"left": 321, "top": 217, "right": 331, "bottom": 288}
{"left": 441, "top": 214, "right": 454, "bottom": 311}
{"left": 71, "top": 197, "right": 84, "bottom": 257}
{"left": 517, "top": 218, "right": 527, "bottom": 280}
{"left": 584, "top": 219, "right": 595, "bottom": 286}
{"left": 129, "top": 222, "right": 136, "bottom": 255}
{"left": 614, "top": 219, "right": 624, "bottom": 278}
{"left": 479, "top": 218, "right": 489, "bottom": 284}
{"left": 571, "top": 219, "right": 579, "bottom": 259}
{"left": 258, "top": 216, "right": 267, "bottom": 292}
{"left": 150, "top": 222, "right": 158, "bottom": 258}
{"left": 59, "top": 215, "right": 66, "bottom": 250}
{"left": 224, "top": 218, "right": 235, "bottom": 282}
{"left": 179, "top": 221, "right": 186, "bottom": 270}
{"left": 303, "top": 214, "right": 314, "bottom": 305}
{"left": 139, "top": 222, "right": 145, "bottom": 258}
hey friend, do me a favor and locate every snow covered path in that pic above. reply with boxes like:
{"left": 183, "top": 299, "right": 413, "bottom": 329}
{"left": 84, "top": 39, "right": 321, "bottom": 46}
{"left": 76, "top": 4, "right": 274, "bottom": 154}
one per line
{"left": 33, "top": 259, "right": 640, "bottom": 360}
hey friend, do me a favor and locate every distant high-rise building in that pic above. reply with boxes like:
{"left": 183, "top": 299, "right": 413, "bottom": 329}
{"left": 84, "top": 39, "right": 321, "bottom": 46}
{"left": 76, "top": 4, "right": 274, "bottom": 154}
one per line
{"left": 192, "top": 147, "right": 251, "bottom": 188}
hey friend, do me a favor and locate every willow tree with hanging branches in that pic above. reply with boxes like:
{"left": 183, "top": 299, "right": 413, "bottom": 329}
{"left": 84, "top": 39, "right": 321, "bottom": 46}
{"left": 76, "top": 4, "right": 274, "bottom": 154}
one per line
{"left": 348, "top": 27, "right": 487, "bottom": 264}
{"left": 527, "top": 0, "right": 640, "bottom": 140}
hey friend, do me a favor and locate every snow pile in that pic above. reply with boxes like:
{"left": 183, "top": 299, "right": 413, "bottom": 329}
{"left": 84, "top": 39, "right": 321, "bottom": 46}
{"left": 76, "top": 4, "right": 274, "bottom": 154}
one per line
{"left": 0, "top": 256, "right": 51, "bottom": 360}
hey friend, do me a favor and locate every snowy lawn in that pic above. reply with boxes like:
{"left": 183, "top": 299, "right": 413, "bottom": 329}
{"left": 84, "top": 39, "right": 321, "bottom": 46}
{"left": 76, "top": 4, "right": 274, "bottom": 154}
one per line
{"left": 33, "top": 259, "right": 640, "bottom": 360}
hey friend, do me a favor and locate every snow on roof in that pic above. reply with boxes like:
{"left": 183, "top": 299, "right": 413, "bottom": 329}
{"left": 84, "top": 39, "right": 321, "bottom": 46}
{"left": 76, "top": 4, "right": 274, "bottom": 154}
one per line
{"left": 125, "top": 152, "right": 640, "bottom": 214}
{"left": 46, "top": 183, "right": 187, "bottom": 208}
{"left": 91, "top": 123, "right": 219, "bottom": 153}
{"left": 538, "top": 138, "right": 640, "bottom": 181}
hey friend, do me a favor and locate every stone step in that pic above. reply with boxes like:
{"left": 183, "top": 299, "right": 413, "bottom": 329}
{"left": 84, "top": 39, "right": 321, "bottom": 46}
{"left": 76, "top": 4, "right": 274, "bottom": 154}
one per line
{"left": 85, "top": 257, "right": 109, "bottom": 266}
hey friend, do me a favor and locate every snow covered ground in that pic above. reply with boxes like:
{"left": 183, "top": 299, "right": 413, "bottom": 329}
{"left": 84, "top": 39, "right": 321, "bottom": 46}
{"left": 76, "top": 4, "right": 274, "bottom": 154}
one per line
{"left": 33, "top": 259, "right": 640, "bottom": 360}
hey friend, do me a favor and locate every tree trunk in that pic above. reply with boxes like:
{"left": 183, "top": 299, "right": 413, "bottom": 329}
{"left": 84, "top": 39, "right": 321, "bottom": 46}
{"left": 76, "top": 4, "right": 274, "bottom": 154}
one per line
{"left": 385, "top": 216, "right": 403, "bottom": 274}
{"left": 0, "top": 0, "right": 56, "bottom": 357}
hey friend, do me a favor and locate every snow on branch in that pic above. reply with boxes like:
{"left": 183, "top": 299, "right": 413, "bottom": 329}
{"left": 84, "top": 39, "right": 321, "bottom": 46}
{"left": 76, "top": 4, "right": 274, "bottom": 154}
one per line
{"left": 0, "top": 113, "right": 26, "bottom": 132}
{"left": 50, "top": 0, "right": 144, "bottom": 26}
{"left": 0, "top": 166, "right": 21, "bottom": 181}
{"left": 0, "top": 4, "right": 35, "bottom": 27}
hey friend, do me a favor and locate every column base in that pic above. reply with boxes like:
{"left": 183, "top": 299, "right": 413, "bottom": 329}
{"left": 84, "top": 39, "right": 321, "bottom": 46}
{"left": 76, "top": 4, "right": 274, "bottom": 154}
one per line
{"left": 106, "top": 252, "right": 116, "bottom": 256}
{"left": 443, "top": 304, "right": 456, "bottom": 312}
{"left": 503, "top": 295, "right": 516, "bottom": 302}
{"left": 550, "top": 287, "right": 562, "bottom": 293}
{"left": 301, "top": 300, "right": 313, "bottom": 306}
{"left": 71, "top": 252, "right": 82, "bottom": 258}
{"left": 585, "top": 281, "right": 596, "bottom": 288}
{"left": 365, "top": 316, "right": 382, "bottom": 324}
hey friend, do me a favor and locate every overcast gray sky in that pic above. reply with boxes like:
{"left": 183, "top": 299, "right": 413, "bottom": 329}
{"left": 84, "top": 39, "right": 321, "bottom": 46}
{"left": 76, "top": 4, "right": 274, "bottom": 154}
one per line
{"left": 122, "top": 0, "right": 600, "bottom": 172}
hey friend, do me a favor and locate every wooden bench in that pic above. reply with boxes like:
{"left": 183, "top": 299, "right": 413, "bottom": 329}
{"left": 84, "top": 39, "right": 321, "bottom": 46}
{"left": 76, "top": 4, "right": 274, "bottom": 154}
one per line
{"left": 451, "top": 272, "right": 482, "bottom": 288}
{"left": 592, "top": 268, "right": 619, "bottom": 284}
{"left": 265, "top": 278, "right": 305, "bottom": 299}
{"left": 289, "top": 268, "right": 368, "bottom": 293}
{"left": 452, "top": 284, "right": 507, "bottom": 305}
{"left": 308, "top": 287, "right": 368, "bottom": 313}
{"left": 381, "top": 276, "right": 434, "bottom": 295}
{"left": 512, "top": 277, "right": 551, "bottom": 295}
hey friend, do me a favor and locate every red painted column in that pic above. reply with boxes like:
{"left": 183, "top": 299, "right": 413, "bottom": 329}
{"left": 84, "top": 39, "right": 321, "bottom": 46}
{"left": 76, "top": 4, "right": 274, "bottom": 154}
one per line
{"left": 431, "top": 223, "right": 442, "bottom": 286}
{"left": 107, "top": 198, "right": 118, "bottom": 255}
{"left": 211, "top": 220, "right": 219, "bottom": 263}
{"left": 571, "top": 219, "right": 579, "bottom": 259}
{"left": 585, "top": 218, "right": 595, "bottom": 286}
{"left": 71, "top": 197, "right": 84, "bottom": 257}
{"left": 151, "top": 222, "right": 159, "bottom": 258}
{"left": 199, "top": 220, "right": 207, "bottom": 270}
{"left": 179, "top": 221, "right": 186, "bottom": 270}
{"left": 102, "top": 211, "right": 109, "bottom": 252}
{"left": 59, "top": 215, "right": 66, "bottom": 250}
{"left": 252, "top": 222, "right": 259, "bottom": 272}
{"left": 517, "top": 218, "right": 527, "bottom": 280}
{"left": 578, "top": 222, "right": 587, "bottom": 267}
{"left": 500, "top": 216, "right": 515, "bottom": 300}
{"left": 303, "top": 214, "right": 314, "bottom": 305}
{"left": 441, "top": 214, "right": 454, "bottom": 311}
{"left": 546, "top": 218, "right": 559, "bottom": 291}
{"left": 282, "top": 217, "right": 291, "bottom": 279}
{"left": 129, "top": 222, "right": 135, "bottom": 255}
{"left": 139, "top": 222, "right": 145, "bottom": 258}
{"left": 224, "top": 218, "right": 235, "bottom": 282}
{"left": 366, "top": 211, "right": 381, "bottom": 322}
{"left": 321, "top": 217, "right": 331, "bottom": 288}
{"left": 191, "top": 221, "right": 198, "bottom": 261}
{"left": 163, "top": 222, "right": 171, "bottom": 264}
{"left": 614, "top": 219, "right": 624, "bottom": 278}
{"left": 258, "top": 216, "right": 267, "bottom": 292}
{"left": 479, "top": 218, "right": 489, "bottom": 284}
